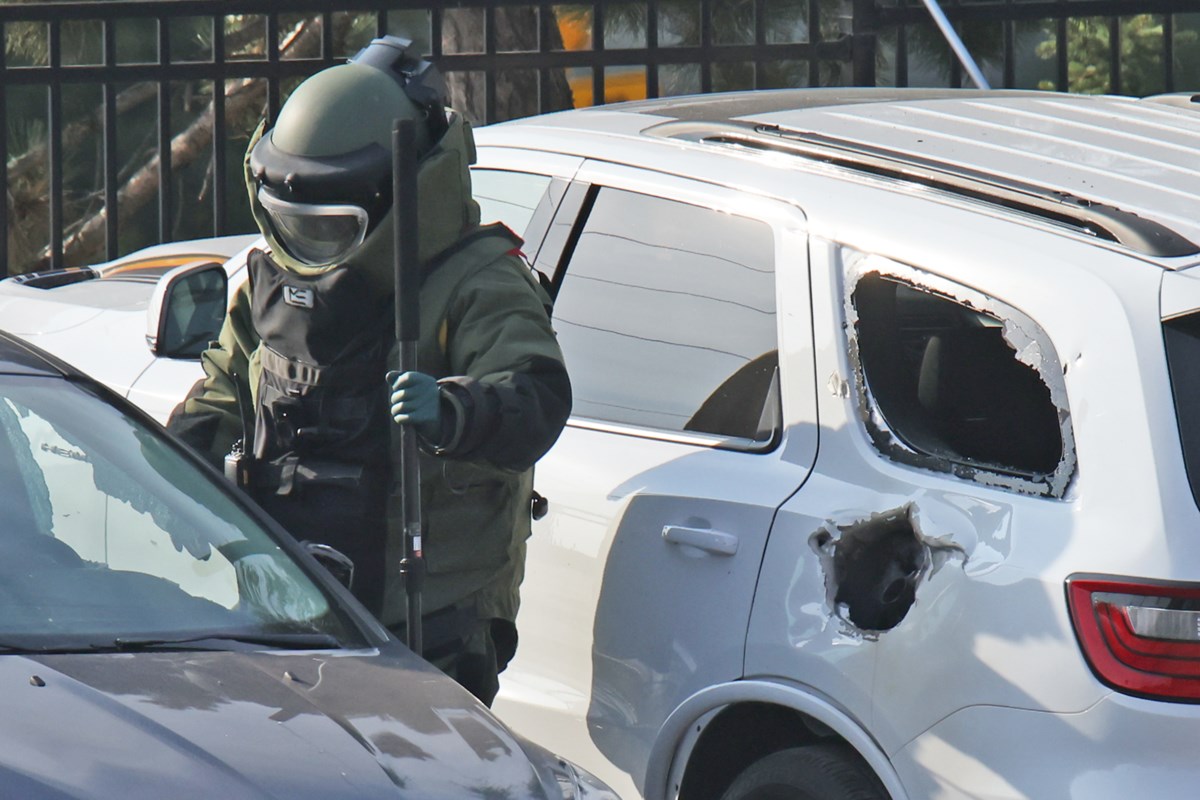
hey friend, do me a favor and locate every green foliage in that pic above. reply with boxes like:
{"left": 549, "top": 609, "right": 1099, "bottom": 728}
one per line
{"left": 1035, "top": 14, "right": 1196, "bottom": 95}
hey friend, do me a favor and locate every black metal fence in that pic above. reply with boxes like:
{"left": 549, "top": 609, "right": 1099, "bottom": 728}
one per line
{"left": 872, "top": 1, "right": 1200, "bottom": 96}
{"left": 0, "top": 0, "right": 1194, "bottom": 276}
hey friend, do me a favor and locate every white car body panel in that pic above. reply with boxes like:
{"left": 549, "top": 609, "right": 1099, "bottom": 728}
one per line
{"left": 127, "top": 356, "right": 212, "bottom": 423}
{"left": 895, "top": 694, "right": 1200, "bottom": 798}
{"left": 0, "top": 279, "right": 157, "bottom": 398}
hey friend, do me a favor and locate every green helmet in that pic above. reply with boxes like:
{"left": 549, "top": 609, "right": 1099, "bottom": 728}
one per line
{"left": 246, "top": 36, "right": 478, "bottom": 278}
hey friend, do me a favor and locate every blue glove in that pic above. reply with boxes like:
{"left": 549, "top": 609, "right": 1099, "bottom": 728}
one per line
{"left": 386, "top": 370, "right": 441, "bottom": 440}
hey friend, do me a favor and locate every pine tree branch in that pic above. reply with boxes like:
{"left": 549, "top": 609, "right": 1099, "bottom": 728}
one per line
{"left": 7, "top": 82, "right": 157, "bottom": 184}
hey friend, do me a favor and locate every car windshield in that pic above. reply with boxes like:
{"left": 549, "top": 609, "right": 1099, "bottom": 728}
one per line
{"left": 0, "top": 373, "right": 363, "bottom": 652}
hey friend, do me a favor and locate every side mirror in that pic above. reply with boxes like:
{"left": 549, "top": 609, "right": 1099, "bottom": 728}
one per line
{"left": 302, "top": 541, "right": 355, "bottom": 590}
{"left": 146, "top": 261, "right": 228, "bottom": 359}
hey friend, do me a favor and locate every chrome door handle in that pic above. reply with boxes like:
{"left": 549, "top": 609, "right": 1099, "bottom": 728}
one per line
{"left": 662, "top": 525, "right": 739, "bottom": 556}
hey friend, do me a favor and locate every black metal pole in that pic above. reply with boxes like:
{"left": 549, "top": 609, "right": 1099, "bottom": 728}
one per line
{"left": 394, "top": 118, "right": 424, "bottom": 656}
{"left": 0, "top": 22, "right": 7, "bottom": 277}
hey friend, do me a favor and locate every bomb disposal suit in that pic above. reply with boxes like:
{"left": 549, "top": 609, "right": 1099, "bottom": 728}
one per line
{"left": 167, "top": 38, "right": 571, "bottom": 703}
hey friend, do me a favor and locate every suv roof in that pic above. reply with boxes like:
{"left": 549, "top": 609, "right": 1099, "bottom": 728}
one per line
{"left": 487, "top": 88, "right": 1200, "bottom": 262}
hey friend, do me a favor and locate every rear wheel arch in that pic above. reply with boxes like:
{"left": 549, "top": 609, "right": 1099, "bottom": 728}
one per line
{"left": 646, "top": 681, "right": 907, "bottom": 800}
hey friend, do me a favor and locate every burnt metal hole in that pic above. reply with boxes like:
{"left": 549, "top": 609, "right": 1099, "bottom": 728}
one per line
{"left": 832, "top": 511, "right": 927, "bottom": 631}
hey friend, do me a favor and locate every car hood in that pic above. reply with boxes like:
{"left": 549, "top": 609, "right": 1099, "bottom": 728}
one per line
{"left": 0, "top": 279, "right": 153, "bottom": 335}
{"left": 3, "top": 647, "right": 551, "bottom": 799}
{"left": 0, "top": 281, "right": 158, "bottom": 395}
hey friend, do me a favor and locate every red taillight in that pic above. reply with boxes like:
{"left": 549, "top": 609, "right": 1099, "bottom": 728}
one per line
{"left": 1067, "top": 576, "right": 1200, "bottom": 702}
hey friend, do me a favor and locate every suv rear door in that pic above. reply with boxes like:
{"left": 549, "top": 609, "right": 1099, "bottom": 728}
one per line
{"left": 489, "top": 159, "right": 819, "bottom": 797}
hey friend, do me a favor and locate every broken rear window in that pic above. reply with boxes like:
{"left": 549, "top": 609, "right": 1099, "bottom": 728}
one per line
{"left": 851, "top": 272, "right": 1068, "bottom": 496}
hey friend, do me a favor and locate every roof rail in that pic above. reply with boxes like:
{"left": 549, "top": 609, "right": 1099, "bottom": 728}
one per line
{"left": 647, "top": 120, "right": 1200, "bottom": 258}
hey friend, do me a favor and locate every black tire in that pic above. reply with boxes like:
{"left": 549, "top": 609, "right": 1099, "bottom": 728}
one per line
{"left": 718, "top": 744, "right": 886, "bottom": 800}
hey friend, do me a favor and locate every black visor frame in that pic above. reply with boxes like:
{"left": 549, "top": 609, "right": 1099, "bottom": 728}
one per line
{"left": 249, "top": 136, "right": 393, "bottom": 222}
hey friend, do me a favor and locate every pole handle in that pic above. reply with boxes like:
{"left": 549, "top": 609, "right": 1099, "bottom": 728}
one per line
{"left": 393, "top": 118, "right": 424, "bottom": 656}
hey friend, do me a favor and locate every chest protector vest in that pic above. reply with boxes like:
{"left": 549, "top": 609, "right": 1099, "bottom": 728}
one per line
{"left": 245, "top": 248, "right": 395, "bottom": 613}
{"left": 247, "top": 249, "right": 393, "bottom": 492}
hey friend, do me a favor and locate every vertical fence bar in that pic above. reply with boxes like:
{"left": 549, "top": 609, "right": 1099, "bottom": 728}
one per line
{"left": 431, "top": 5, "right": 443, "bottom": 59}
{"left": 212, "top": 14, "right": 227, "bottom": 237}
{"left": 539, "top": 0, "right": 553, "bottom": 114}
{"left": 699, "top": 0, "right": 712, "bottom": 92}
{"left": 807, "top": 0, "right": 819, "bottom": 85}
{"left": 485, "top": 4, "right": 497, "bottom": 123}
{"left": 946, "top": 0, "right": 962, "bottom": 87}
{"left": 0, "top": 22, "right": 7, "bottom": 275}
{"left": 851, "top": 0, "right": 876, "bottom": 87}
{"left": 751, "top": 0, "right": 765, "bottom": 88}
{"left": 592, "top": 1, "right": 605, "bottom": 105}
{"left": 103, "top": 18, "right": 119, "bottom": 260}
{"left": 1108, "top": 15, "right": 1120, "bottom": 94}
{"left": 266, "top": 12, "right": 280, "bottom": 122}
{"left": 1165, "top": 13, "right": 1175, "bottom": 92}
{"left": 376, "top": 9, "right": 387, "bottom": 39}
{"left": 646, "top": 0, "right": 659, "bottom": 99}
{"left": 157, "top": 15, "right": 173, "bottom": 243}
{"left": 48, "top": 19, "right": 63, "bottom": 268}
{"left": 1003, "top": 14, "right": 1015, "bottom": 88}
{"left": 1056, "top": 13, "right": 1068, "bottom": 91}
{"left": 323, "top": 10, "right": 335, "bottom": 64}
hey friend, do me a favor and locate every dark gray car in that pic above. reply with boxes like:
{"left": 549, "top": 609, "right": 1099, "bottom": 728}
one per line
{"left": 0, "top": 331, "right": 615, "bottom": 800}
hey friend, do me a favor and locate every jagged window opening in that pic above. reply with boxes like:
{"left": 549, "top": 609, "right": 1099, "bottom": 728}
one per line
{"left": 852, "top": 273, "right": 1063, "bottom": 484}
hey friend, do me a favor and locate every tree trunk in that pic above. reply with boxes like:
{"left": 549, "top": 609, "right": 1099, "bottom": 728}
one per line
{"left": 35, "top": 76, "right": 262, "bottom": 270}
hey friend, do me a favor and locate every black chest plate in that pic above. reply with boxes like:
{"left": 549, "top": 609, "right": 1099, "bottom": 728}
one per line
{"left": 247, "top": 249, "right": 393, "bottom": 469}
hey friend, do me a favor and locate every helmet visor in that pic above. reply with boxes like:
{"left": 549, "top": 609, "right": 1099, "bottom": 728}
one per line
{"left": 258, "top": 189, "right": 370, "bottom": 267}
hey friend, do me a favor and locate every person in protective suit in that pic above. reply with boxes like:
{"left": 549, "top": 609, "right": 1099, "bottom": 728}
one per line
{"left": 166, "top": 36, "right": 571, "bottom": 706}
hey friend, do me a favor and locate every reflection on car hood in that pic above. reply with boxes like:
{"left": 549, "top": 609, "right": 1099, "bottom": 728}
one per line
{"left": 0, "top": 279, "right": 154, "bottom": 334}
{"left": 3, "top": 646, "right": 549, "bottom": 799}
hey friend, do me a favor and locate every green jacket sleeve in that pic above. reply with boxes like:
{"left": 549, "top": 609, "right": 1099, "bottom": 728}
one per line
{"left": 165, "top": 278, "right": 259, "bottom": 467}
{"left": 432, "top": 253, "right": 571, "bottom": 472}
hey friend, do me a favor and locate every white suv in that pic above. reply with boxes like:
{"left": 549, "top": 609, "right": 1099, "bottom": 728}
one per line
{"left": 7, "top": 88, "right": 1200, "bottom": 800}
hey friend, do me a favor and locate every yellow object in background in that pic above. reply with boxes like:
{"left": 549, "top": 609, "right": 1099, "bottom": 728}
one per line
{"left": 556, "top": 13, "right": 648, "bottom": 107}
